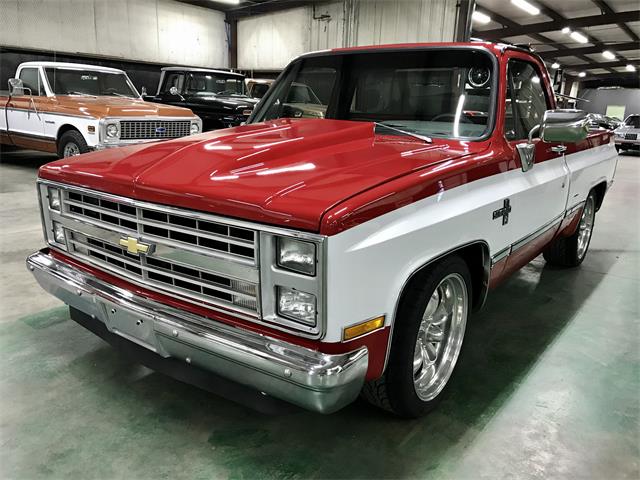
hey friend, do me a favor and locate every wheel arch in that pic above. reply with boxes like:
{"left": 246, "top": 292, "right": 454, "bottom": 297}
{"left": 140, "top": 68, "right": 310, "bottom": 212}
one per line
{"left": 56, "top": 123, "right": 83, "bottom": 147}
{"left": 383, "top": 240, "right": 490, "bottom": 372}
{"left": 591, "top": 181, "right": 607, "bottom": 211}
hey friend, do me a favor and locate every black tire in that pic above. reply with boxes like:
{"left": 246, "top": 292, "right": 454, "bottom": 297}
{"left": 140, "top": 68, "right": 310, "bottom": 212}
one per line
{"left": 57, "top": 130, "right": 89, "bottom": 158}
{"left": 543, "top": 190, "right": 597, "bottom": 267}
{"left": 362, "top": 255, "right": 472, "bottom": 417}
{"left": 615, "top": 145, "right": 621, "bottom": 153}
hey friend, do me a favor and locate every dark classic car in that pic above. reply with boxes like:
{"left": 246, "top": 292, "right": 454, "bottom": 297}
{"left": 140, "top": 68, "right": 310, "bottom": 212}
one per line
{"left": 145, "top": 67, "right": 258, "bottom": 131}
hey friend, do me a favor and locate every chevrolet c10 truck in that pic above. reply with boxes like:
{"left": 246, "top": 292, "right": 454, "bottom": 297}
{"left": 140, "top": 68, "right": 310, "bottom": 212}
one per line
{"left": 28, "top": 43, "right": 617, "bottom": 417}
{"left": 1, "top": 62, "right": 202, "bottom": 158}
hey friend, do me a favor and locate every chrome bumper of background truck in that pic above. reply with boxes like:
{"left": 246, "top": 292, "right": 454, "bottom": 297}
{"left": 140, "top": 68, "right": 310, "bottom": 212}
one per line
{"left": 26, "top": 250, "right": 368, "bottom": 414}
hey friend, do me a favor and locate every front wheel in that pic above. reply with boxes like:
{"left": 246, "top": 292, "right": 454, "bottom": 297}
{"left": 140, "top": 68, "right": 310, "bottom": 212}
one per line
{"left": 362, "top": 256, "right": 471, "bottom": 417}
{"left": 57, "top": 130, "right": 89, "bottom": 158}
{"left": 543, "top": 191, "right": 596, "bottom": 267}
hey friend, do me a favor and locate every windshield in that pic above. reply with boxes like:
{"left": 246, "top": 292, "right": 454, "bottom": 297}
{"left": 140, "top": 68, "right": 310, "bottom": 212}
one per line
{"left": 251, "top": 49, "right": 496, "bottom": 140}
{"left": 625, "top": 115, "right": 640, "bottom": 128}
{"left": 45, "top": 68, "right": 138, "bottom": 97}
{"left": 185, "top": 72, "right": 246, "bottom": 96}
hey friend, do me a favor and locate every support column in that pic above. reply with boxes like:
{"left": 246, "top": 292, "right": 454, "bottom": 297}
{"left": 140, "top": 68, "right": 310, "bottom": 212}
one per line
{"left": 455, "top": 0, "right": 475, "bottom": 42}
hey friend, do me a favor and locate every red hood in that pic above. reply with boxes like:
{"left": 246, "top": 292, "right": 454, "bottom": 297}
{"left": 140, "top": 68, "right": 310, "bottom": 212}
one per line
{"left": 39, "top": 118, "right": 487, "bottom": 231}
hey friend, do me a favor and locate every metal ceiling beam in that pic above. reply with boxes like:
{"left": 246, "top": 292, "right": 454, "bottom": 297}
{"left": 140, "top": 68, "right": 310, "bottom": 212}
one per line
{"left": 226, "top": 0, "right": 317, "bottom": 19}
{"left": 537, "top": 42, "right": 640, "bottom": 60}
{"left": 591, "top": 0, "right": 639, "bottom": 42}
{"left": 476, "top": 10, "right": 640, "bottom": 40}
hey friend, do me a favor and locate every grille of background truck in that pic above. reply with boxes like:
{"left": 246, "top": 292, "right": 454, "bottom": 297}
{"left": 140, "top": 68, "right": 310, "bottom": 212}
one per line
{"left": 60, "top": 189, "right": 260, "bottom": 316}
{"left": 119, "top": 120, "right": 191, "bottom": 140}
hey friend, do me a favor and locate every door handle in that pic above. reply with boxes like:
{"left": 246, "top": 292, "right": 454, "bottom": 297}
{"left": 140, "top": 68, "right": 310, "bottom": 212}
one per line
{"left": 551, "top": 145, "right": 567, "bottom": 153}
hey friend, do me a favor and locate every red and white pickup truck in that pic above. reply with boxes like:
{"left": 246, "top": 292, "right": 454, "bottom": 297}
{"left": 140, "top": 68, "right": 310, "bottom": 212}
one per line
{"left": 28, "top": 43, "right": 617, "bottom": 417}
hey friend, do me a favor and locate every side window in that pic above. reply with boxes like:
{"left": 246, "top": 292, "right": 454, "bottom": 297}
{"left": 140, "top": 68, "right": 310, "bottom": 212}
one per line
{"left": 18, "top": 68, "right": 43, "bottom": 96}
{"left": 504, "top": 60, "right": 549, "bottom": 140}
{"left": 160, "top": 72, "right": 184, "bottom": 94}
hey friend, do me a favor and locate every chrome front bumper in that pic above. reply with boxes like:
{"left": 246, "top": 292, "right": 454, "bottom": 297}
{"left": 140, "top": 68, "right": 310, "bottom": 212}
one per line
{"left": 26, "top": 250, "right": 368, "bottom": 414}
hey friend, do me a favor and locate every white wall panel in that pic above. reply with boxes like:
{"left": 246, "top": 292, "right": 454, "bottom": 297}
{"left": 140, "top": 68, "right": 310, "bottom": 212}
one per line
{"left": 238, "top": 0, "right": 458, "bottom": 70}
{"left": 0, "top": 0, "right": 228, "bottom": 68}
{"left": 237, "top": 7, "right": 311, "bottom": 71}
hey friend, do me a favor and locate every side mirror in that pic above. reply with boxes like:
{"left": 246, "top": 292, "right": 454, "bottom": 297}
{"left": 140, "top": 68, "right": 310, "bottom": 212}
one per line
{"left": 140, "top": 86, "right": 147, "bottom": 96}
{"left": 169, "top": 86, "right": 179, "bottom": 96}
{"left": 540, "top": 109, "right": 589, "bottom": 143}
{"left": 8, "top": 78, "right": 26, "bottom": 96}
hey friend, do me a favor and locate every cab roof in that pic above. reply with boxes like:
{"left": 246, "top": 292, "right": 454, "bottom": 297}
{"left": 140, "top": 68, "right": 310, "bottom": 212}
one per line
{"left": 18, "top": 61, "right": 125, "bottom": 74}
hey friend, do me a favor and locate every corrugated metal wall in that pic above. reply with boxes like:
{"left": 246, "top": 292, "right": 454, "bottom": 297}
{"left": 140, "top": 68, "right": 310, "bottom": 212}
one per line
{"left": 238, "top": 0, "right": 459, "bottom": 71}
{"left": 0, "top": 0, "right": 228, "bottom": 68}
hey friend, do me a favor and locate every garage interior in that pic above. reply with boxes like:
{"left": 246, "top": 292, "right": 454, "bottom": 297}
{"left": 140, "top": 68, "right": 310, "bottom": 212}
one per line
{"left": 1, "top": 0, "right": 639, "bottom": 478}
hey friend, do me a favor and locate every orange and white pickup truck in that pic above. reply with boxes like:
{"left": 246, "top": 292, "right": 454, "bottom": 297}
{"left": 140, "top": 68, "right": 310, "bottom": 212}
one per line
{"left": 0, "top": 62, "right": 202, "bottom": 158}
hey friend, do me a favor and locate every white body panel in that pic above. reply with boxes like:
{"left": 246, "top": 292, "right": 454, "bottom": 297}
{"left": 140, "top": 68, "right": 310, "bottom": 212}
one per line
{"left": 323, "top": 140, "right": 617, "bottom": 342}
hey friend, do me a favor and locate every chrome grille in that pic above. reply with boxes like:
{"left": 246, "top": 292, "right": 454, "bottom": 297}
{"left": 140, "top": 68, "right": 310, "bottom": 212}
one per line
{"left": 119, "top": 120, "right": 191, "bottom": 140}
{"left": 58, "top": 188, "right": 260, "bottom": 317}
{"left": 625, "top": 133, "right": 637, "bottom": 140}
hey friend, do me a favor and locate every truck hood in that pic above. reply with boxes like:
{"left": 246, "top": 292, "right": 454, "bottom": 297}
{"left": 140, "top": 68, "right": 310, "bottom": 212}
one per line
{"left": 55, "top": 96, "right": 196, "bottom": 118}
{"left": 39, "top": 118, "right": 484, "bottom": 231}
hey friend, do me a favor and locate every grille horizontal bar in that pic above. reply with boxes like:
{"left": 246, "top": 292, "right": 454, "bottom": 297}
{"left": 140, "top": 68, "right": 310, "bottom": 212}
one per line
{"left": 58, "top": 187, "right": 260, "bottom": 317}
{"left": 120, "top": 120, "right": 191, "bottom": 140}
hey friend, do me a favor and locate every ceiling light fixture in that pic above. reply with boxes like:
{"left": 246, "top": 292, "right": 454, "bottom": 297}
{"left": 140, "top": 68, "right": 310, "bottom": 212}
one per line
{"left": 602, "top": 50, "right": 616, "bottom": 60}
{"left": 570, "top": 31, "right": 589, "bottom": 43}
{"left": 551, "top": 62, "right": 560, "bottom": 69}
{"left": 561, "top": 27, "right": 571, "bottom": 34}
{"left": 578, "top": 72, "right": 586, "bottom": 78}
{"left": 211, "top": 0, "right": 241, "bottom": 4}
{"left": 472, "top": 11, "right": 492, "bottom": 24}
{"left": 511, "top": 0, "right": 540, "bottom": 15}
{"left": 626, "top": 64, "right": 637, "bottom": 72}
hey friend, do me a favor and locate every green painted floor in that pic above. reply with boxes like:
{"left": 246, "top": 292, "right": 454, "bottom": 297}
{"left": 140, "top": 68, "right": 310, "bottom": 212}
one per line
{"left": 1, "top": 150, "right": 638, "bottom": 479}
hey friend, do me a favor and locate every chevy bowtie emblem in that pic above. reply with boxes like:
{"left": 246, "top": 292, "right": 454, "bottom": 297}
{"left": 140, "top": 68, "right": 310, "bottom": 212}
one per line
{"left": 119, "top": 236, "right": 152, "bottom": 255}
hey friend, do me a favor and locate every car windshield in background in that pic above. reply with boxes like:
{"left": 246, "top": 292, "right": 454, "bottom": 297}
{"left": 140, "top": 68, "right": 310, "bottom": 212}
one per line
{"left": 251, "top": 48, "right": 496, "bottom": 140}
{"left": 625, "top": 115, "right": 640, "bottom": 128}
{"left": 186, "top": 73, "right": 246, "bottom": 96}
{"left": 45, "top": 68, "right": 138, "bottom": 97}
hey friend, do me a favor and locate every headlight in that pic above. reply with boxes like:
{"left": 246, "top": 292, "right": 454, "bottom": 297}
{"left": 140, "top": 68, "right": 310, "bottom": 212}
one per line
{"left": 52, "top": 221, "right": 65, "bottom": 244}
{"left": 190, "top": 122, "right": 200, "bottom": 135}
{"left": 277, "top": 237, "right": 316, "bottom": 276}
{"left": 48, "top": 187, "right": 60, "bottom": 211}
{"left": 277, "top": 287, "right": 316, "bottom": 325}
{"left": 106, "top": 123, "right": 119, "bottom": 138}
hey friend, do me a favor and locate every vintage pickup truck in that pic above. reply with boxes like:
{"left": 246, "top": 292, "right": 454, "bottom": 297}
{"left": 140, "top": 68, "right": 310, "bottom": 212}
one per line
{"left": 1, "top": 62, "right": 202, "bottom": 158}
{"left": 28, "top": 43, "right": 617, "bottom": 417}
{"left": 144, "top": 67, "right": 258, "bottom": 130}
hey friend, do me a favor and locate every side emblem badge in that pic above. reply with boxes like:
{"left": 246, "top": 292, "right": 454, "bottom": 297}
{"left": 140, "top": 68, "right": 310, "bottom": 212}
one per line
{"left": 492, "top": 199, "right": 512, "bottom": 226}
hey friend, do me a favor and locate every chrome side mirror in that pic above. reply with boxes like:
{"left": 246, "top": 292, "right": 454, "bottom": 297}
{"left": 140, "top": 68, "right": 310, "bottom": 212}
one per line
{"left": 540, "top": 109, "right": 589, "bottom": 143}
{"left": 516, "top": 124, "right": 539, "bottom": 172}
{"left": 140, "top": 86, "right": 147, "bottom": 96}
{"left": 169, "top": 86, "right": 179, "bottom": 96}
{"left": 8, "top": 78, "right": 26, "bottom": 96}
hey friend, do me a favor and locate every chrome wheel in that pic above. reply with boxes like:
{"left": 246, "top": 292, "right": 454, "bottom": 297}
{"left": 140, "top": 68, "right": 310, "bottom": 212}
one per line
{"left": 63, "top": 142, "right": 80, "bottom": 157}
{"left": 577, "top": 196, "right": 595, "bottom": 260}
{"left": 413, "top": 273, "right": 468, "bottom": 401}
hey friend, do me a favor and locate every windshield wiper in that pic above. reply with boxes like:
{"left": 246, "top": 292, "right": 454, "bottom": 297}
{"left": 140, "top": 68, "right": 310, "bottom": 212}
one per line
{"left": 108, "top": 92, "right": 135, "bottom": 98}
{"left": 374, "top": 122, "right": 432, "bottom": 143}
{"left": 67, "top": 91, "right": 97, "bottom": 98}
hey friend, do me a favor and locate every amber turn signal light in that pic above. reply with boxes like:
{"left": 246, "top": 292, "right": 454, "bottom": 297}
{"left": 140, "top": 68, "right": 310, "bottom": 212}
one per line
{"left": 343, "top": 316, "right": 385, "bottom": 341}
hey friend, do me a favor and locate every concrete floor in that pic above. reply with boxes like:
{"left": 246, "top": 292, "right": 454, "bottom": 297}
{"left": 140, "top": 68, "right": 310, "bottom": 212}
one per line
{"left": 1, "top": 149, "right": 638, "bottom": 479}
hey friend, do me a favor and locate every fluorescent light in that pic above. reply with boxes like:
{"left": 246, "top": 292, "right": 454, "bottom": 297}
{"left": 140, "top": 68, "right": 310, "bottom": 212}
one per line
{"left": 211, "top": 0, "right": 240, "bottom": 4}
{"left": 551, "top": 62, "right": 560, "bottom": 69}
{"left": 578, "top": 72, "right": 586, "bottom": 78}
{"left": 561, "top": 27, "right": 571, "bottom": 34}
{"left": 602, "top": 50, "right": 615, "bottom": 60}
{"left": 511, "top": 0, "right": 540, "bottom": 15}
{"left": 570, "top": 31, "right": 588, "bottom": 43}
{"left": 626, "top": 64, "right": 637, "bottom": 72}
{"left": 472, "top": 11, "right": 491, "bottom": 24}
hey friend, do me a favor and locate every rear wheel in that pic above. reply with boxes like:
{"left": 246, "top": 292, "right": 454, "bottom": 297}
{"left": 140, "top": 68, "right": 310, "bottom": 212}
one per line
{"left": 57, "top": 130, "right": 89, "bottom": 158}
{"left": 362, "top": 256, "right": 471, "bottom": 417}
{"left": 543, "top": 191, "right": 596, "bottom": 267}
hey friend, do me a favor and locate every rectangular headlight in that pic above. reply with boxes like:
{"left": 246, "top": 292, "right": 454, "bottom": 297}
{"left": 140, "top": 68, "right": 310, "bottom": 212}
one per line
{"left": 277, "top": 287, "right": 316, "bottom": 326}
{"left": 48, "top": 187, "right": 61, "bottom": 211}
{"left": 277, "top": 237, "right": 316, "bottom": 276}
